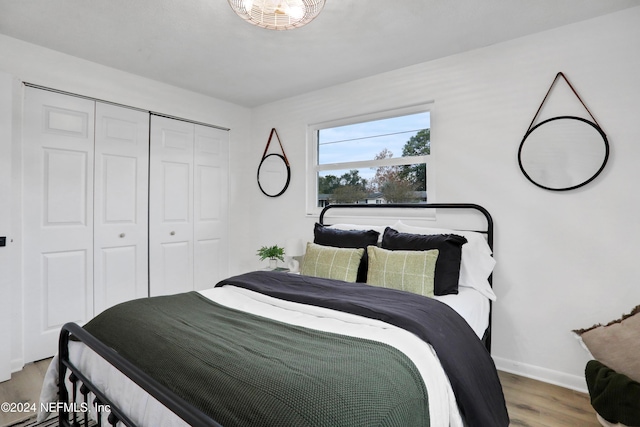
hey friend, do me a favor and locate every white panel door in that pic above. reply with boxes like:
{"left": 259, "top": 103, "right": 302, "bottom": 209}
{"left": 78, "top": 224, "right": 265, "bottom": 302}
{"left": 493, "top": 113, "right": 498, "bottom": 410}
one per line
{"left": 93, "top": 103, "right": 149, "bottom": 314}
{"left": 23, "top": 87, "right": 95, "bottom": 362}
{"left": 149, "top": 116, "right": 195, "bottom": 296}
{"left": 0, "top": 72, "right": 15, "bottom": 381}
{"left": 194, "top": 125, "right": 229, "bottom": 290}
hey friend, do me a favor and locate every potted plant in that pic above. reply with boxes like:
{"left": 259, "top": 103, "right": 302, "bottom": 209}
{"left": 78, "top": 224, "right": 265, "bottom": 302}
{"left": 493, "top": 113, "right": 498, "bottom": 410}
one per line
{"left": 257, "top": 245, "right": 285, "bottom": 269}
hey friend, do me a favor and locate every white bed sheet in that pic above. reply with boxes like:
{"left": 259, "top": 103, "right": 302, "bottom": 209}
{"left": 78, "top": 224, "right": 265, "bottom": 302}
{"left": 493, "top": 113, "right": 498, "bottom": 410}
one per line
{"left": 434, "top": 286, "right": 490, "bottom": 339}
{"left": 41, "top": 285, "right": 470, "bottom": 426}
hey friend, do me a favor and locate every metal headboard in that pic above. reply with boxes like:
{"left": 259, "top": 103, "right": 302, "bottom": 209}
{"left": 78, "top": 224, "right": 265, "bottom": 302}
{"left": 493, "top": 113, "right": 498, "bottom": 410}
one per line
{"left": 318, "top": 203, "right": 494, "bottom": 351}
{"left": 319, "top": 203, "right": 493, "bottom": 256}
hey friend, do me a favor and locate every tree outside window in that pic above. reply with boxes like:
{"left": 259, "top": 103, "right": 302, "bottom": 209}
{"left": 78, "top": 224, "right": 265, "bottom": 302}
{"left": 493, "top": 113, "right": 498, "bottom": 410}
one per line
{"left": 314, "top": 111, "right": 430, "bottom": 208}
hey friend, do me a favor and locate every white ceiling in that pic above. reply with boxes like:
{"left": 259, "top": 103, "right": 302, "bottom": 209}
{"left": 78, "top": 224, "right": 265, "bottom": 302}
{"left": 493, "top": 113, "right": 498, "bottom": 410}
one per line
{"left": 0, "top": 0, "right": 638, "bottom": 107}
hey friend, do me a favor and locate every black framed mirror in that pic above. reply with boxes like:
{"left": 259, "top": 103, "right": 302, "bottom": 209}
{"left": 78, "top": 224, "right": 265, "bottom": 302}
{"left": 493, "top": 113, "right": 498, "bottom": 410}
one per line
{"left": 519, "top": 72, "right": 610, "bottom": 191}
{"left": 257, "top": 153, "right": 291, "bottom": 197}
{"left": 518, "top": 116, "right": 609, "bottom": 191}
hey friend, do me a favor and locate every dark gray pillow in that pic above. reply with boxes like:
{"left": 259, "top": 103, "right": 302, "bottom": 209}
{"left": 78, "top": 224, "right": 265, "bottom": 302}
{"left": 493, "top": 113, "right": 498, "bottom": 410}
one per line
{"left": 313, "top": 223, "right": 379, "bottom": 282}
{"left": 381, "top": 227, "right": 467, "bottom": 295}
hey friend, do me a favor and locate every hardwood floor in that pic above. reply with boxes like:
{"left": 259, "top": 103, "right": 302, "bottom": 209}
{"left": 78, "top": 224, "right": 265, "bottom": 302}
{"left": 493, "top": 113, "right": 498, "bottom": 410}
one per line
{"left": 0, "top": 361, "right": 601, "bottom": 427}
{"left": 499, "top": 371, "right": 601, "bottom": 427}
{"left": 0, "top": 359, "right": 51, "bottom": 427}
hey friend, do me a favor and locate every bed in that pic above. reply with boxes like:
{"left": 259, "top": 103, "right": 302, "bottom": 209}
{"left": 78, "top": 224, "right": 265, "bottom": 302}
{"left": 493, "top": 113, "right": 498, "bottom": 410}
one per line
{"left": 40, "top": 203, "right": 509, "bottom": 427}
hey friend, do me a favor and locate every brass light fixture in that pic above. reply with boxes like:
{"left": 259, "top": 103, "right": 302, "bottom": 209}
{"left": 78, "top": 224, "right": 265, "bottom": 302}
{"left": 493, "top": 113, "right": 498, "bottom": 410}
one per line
{"left": 228, "top": 0, "right": 326, "bottom": 30}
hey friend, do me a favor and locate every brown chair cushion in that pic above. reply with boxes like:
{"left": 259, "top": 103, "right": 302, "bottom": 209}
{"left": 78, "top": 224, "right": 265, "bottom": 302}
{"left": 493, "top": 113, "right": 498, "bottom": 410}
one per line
{"left": 574, "top": 306, "right": 640, "bottom": 383}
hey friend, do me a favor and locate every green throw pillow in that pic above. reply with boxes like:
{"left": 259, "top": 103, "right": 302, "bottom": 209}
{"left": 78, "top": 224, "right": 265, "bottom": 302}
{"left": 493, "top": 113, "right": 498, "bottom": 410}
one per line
{"left": 367, "top": 246, "right": 439, "bottom": 297}
{"left": 300, "top": 242, "right": 364, "bottom": 283}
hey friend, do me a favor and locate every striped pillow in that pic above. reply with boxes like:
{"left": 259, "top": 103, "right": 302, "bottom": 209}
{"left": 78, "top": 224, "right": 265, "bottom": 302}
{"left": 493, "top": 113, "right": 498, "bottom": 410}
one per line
{"left": 366, "top": 246, "right": 439, "bottom": 297}
{"left": 300, "top": 242, "right": 364, "bottom": 283}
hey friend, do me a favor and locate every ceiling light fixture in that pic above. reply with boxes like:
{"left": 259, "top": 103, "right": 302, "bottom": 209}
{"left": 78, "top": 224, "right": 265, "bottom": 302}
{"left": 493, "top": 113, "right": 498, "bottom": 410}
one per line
{"left": 228, "top": 0, "right": 326, "bottom": 30}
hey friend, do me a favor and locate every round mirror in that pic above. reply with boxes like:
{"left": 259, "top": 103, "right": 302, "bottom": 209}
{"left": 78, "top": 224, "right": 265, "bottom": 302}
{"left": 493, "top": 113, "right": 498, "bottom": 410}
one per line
{"left": 518, "top": 116, "right": 609, "bottom": 191}
{"left": 257, "top": 153, "right": 291, "bottom": 197}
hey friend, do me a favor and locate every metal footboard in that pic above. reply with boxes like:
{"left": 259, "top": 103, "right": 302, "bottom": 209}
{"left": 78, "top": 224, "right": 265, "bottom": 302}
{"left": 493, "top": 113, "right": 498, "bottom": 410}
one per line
{"left": 58, "top": 322, "right": 222, "bottom": 427}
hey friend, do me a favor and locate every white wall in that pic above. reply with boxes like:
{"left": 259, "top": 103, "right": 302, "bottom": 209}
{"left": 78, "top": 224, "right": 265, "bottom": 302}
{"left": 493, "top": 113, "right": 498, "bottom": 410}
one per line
{"left": 239, "top": 7, "right": 640, "bottom": 391}
{"left": 0, "top": 34, "right": 252, "bottom": 374}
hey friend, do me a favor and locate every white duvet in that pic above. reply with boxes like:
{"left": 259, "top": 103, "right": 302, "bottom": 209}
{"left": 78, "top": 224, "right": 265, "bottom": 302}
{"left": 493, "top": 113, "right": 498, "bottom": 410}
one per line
{"left": 40, "top": 285, "right": 470, "bottom": 426}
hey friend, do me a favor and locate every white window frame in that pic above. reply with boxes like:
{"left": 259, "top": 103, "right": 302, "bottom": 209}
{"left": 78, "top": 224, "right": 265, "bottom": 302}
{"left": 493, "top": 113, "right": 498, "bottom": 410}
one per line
{"left": 306, "top": 104, "right": 433, "bottom": 215}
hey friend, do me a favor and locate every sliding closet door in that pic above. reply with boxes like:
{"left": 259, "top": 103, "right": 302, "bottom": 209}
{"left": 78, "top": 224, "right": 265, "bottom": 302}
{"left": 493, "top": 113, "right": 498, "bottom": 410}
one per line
{"left": 93, "top": 103, "right": 149, "bottom": 314}
{"left": 23, "top": 87, "right": 95, "bottom": 362}
{"left": 194, "top": 125, "right": 229, "bottom": 290}
{"left": 149, "top": 116, "right": 195, "bottom": 296}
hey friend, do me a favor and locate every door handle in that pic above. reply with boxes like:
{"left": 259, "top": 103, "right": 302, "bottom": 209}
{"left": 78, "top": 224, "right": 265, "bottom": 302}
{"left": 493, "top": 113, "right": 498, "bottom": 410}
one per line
{"left": 119, "top": 233, "right": 125, "bottom": 238}
{"left": 170, "top": 231, "right": 176, "bottom": 236}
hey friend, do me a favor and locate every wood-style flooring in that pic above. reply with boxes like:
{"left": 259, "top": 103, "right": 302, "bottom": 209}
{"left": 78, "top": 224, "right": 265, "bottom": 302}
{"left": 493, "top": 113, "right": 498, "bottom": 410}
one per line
{"left": 0, "top": 359, "right": 51, "bottom": 427}
{"left": 499, "top": 371, "right": 601, "bottom": 426}
{"left": 0, "top": 360, "right": 602, "bottom": 427}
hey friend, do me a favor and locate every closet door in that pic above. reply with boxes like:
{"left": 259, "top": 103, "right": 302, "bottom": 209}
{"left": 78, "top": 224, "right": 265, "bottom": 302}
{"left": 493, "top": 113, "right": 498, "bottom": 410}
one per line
{"left": 93, "top": 103, "right": 149, "bottom": 314}
{"left": 149, "top": 117, "right": 229, "bottom": 296}
{"left": 194, "top": 125, "right": 229, "bottom": 290}
{"left": 23, "top": 88, "right": 95, "bottom": 362}
{"left": 149, "top": 116, "right": 195, "bottom": 296}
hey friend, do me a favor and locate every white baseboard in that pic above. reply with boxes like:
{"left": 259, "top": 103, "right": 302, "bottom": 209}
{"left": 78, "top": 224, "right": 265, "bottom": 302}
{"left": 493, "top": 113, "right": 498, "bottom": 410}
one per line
{"left": 493, "top": 356, "right": 588, "bottom": 394}
{"left": 11, "top": 357, "right": 24, "bottom": 374}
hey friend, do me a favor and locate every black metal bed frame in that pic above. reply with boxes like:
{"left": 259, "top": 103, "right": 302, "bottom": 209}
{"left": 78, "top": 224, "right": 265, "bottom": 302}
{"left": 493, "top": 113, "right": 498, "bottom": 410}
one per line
{"left": 57, "top": 203, "right": 493, "bottom": 427}
{"left": 58, "top": 323, "right": 222, "bottom": 427}
{"left": 319, "top": 203, "right": 494, "bottom": 351}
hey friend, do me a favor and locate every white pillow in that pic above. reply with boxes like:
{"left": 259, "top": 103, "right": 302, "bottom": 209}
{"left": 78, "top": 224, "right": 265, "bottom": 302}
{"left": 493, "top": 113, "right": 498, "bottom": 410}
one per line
{"left": 393, "top": 221, "right": 497, "bottom": 301}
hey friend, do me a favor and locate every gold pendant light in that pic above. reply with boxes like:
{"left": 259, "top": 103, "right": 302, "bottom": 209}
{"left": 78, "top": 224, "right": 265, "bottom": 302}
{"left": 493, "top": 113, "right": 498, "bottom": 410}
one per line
{"left": 228, "top": 0, "right": 326, "bottom": 30}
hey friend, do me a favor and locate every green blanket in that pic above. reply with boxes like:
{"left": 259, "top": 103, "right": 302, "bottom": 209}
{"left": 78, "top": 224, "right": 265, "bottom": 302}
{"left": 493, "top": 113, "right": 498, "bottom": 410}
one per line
{"left": 586, "top": 360, "right": 640, "bottom": 426}
{"left": 83, "top": 292, "right": 430, "bottom": 427}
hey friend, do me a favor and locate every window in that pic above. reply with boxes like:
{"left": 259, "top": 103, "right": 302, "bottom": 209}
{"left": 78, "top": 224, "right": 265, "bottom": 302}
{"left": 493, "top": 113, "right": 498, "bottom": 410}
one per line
{"left": 308, "top": 107, "right": 431, "bottom": 211}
